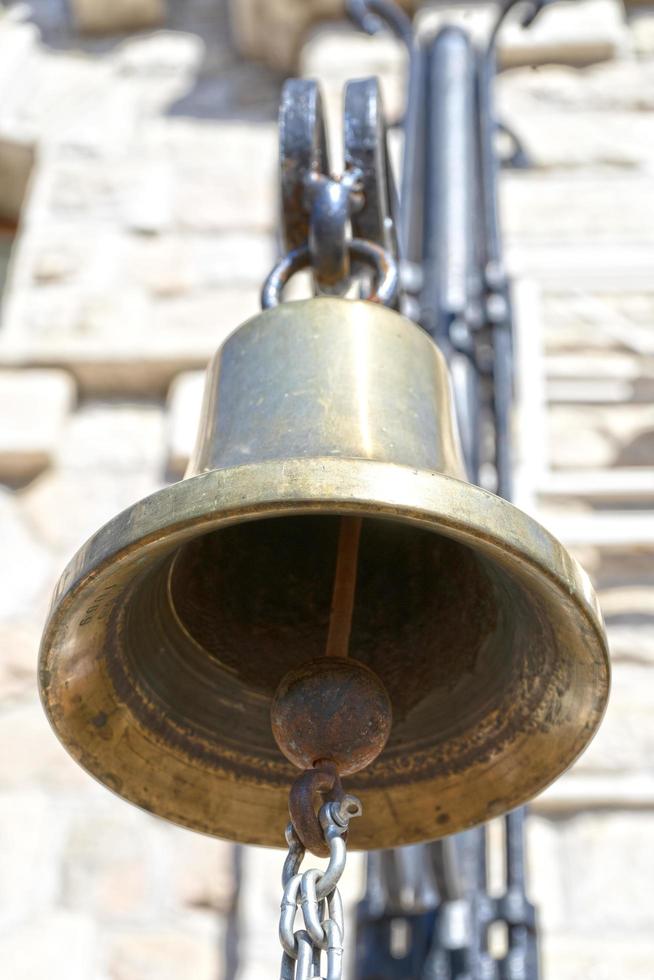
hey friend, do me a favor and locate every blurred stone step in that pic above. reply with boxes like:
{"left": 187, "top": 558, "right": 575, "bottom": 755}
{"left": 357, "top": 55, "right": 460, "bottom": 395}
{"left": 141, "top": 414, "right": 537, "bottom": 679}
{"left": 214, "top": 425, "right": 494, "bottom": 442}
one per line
{"left": 166, "top": 370, "right": 205, "bottom": 478}
{"left": 542, "top": 291, "right": 654, "bottom": 359}
{"left": 0, "top": 489, "right": 54, "bottom": 620}
{"left": 497, "top": 59, "right": 654, "bottom": 140}
{"left": 0, "top": 369, "right": 76, "bottom": 484}
{"left": 548, "top": 403, "right": 654, "bottom": 469}
{"left": 600, "top": 586, "right": 654, "bottom": 641}
{"left": 498, "top": 55, "right": 654, "bottom": 115}
{"left": 0, "top": 909, "right": 99, "bottom": 980}
{"left": 593, "top": 548, "right": 654, "bottom": 589}
{"left": 544, "top": 292, "right": 654, "bottom": 360}
{"left": 607, "top": 624, "right": 654, "bottom": 663}
{"left": 0, "top": 20, "right": 204, "bottom": 155}
{"left": 236, "top": 0, "right": 627, "bottom": 73}
{"left": 52, "top": 401, "right": 166, "bottom": 474}
{"left": 70, "top": 0, "right": 165, "bottom": 35}
{"left": 506, "top": 242, "right": 654, "bottom": 289}
{"left": 0, "top": 117, "right": 276, "bottom": 397}
{"left": 546, "top": 377, "right": 654, "bottom": 404}
{"left": 563, "top": 662, "right": 654, "bottom": 777}
{"left": 501, "top": 174, "right": 654, "bottom": 244}
{"left": 630, "top": 11, "right": 654, "bottom": 56}
{"left": 538, "top": 468, "right": 654, "bottom": 502}
{"left": 545, "top": 510, "right": 654, "bottom": 547}
{"left": 534, "top": 773, "right": 654, "bottom": 812}
{"left": 21, "top": 468, "right": 163, "bottom": 558}
{"left": 0, "top": 286, "right": 261, "bottom": 397}
{"left": 545, "top": 353, "right": 654, "bottom": 380}
{"left": 541, "top": 934, "right": 654, "bottom": 980}
{"left": 31, "top": 124, "right": 276, "bottom": 231}
{"left": 495, "top": 109, "right": 654, "bottom": 171}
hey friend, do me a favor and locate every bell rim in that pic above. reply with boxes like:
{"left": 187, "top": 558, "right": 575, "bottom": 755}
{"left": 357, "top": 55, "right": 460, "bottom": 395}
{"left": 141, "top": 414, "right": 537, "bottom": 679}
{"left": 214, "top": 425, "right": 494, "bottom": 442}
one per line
{"left": 39, "top": 456, "right": 610, "bottom": 849}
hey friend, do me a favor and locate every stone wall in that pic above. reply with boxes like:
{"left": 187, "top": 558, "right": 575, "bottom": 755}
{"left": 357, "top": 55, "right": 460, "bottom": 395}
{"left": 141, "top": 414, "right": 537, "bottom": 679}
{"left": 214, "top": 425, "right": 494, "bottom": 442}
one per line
{"left": 0, "top": 1, "right": 653, "bottom": 977}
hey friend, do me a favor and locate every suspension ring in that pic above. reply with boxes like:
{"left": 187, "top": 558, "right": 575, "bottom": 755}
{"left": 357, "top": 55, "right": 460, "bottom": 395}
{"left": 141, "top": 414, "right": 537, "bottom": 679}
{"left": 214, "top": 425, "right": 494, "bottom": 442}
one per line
{"left": 261, "top": 239, "right": 399, "bottom": 310}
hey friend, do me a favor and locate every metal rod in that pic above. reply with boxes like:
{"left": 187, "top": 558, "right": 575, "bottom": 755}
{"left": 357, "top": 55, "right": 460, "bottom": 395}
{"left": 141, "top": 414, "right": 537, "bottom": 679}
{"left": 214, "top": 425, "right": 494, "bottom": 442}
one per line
{"left": 325, "top": 517, "right": 362, "bottom": 659}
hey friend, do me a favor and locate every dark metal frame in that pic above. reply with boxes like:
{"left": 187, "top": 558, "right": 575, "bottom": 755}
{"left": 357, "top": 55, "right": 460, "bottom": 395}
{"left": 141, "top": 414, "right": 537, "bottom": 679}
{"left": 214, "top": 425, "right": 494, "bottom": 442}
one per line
{"left": 267, "top": 2, "right": 554, "bottom": 973}
{"left": 343, "top": 2, "right": 550, "bottom": 977}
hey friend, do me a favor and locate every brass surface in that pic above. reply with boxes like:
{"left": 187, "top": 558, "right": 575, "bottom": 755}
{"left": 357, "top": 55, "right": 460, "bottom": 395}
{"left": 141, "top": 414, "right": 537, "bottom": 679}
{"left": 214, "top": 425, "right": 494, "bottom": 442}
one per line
{"left": 39, "top": 298, "right": 610, "bottom": 850}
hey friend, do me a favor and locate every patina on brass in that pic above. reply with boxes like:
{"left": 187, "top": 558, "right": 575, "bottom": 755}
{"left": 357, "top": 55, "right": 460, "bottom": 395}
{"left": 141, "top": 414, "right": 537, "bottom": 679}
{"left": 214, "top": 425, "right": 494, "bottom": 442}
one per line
{"left": 39, "top": 297, "right": 610, "bottom": 850}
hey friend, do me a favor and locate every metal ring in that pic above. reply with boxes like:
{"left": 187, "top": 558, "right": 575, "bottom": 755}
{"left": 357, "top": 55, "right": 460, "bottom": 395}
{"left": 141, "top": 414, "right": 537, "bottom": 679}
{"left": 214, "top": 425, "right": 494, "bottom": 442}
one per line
{"left": 301, "top": 870, "right": 328, "bottom": 947}
{"left": 279, "top": 874, "right": 303, "bottom": 957}
{"left": 288, "top": 765, "right": 342, "bottom": 858}
{"left": 261, "top": 239, "right": 399, "bottom": 310}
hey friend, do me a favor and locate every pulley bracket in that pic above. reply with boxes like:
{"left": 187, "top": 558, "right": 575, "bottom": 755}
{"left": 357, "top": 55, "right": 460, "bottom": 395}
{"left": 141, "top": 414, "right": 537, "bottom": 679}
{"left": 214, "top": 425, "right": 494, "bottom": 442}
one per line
{"left": 278, "top": 76, "right": 400, "bottom": 299}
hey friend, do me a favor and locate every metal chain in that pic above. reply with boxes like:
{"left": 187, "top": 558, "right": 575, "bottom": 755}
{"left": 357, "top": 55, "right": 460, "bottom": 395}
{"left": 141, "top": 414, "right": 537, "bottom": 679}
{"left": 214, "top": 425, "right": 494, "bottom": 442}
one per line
{"left": 279, "top": 796, "right": 362, "bottom": 980}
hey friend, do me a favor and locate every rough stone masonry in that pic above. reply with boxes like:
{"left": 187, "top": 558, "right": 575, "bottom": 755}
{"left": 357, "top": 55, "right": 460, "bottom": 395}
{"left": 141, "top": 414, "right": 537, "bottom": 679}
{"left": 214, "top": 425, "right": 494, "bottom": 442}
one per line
{"left": 0, "top": 1, "right": 653, "bottom": 978}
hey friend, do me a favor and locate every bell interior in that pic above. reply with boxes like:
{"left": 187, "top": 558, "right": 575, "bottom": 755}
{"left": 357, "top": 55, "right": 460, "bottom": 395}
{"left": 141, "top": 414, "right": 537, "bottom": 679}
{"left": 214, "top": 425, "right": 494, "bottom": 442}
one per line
{"left": 111, "top": 513, "right": 557, "bottom": 787}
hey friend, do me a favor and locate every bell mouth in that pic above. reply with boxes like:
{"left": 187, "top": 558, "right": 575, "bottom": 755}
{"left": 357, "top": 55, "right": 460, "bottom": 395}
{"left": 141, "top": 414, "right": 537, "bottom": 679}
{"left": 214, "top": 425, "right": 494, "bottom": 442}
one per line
{"left": 39, "top": 457, "right": 610, "bottom": 849}
{"left": 121, "top": 515, "right": 519, "bottom": 777}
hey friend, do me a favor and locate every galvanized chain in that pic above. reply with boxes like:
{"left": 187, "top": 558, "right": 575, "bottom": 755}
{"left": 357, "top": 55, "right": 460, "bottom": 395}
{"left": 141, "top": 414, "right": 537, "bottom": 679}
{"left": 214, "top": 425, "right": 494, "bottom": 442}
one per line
{"left": 279, "top": 795, "right": 362, "bottom": 980}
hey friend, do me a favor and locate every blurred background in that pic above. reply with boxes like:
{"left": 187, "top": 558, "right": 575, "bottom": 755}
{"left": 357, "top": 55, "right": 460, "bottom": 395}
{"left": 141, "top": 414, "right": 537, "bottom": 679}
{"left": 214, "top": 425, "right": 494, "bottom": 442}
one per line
{"left": 0, "top": 0, "right": 653, "bottom": 977}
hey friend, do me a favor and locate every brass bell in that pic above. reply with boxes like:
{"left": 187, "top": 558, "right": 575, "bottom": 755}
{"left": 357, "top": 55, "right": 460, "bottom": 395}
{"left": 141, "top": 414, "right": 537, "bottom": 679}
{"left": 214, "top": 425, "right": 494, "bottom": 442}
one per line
{"left": 39, "top": 297, "right": 609, "bottom": 850}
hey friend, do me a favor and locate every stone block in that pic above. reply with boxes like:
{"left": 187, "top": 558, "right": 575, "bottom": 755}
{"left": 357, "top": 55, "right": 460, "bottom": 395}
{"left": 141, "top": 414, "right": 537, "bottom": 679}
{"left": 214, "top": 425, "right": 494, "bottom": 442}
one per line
{"left": 538, "top": 468, "right": 654, "bottom": 503}
{"left": 70, "top": 0, "right": 165, "bottom": 36}
{"left": 0, "top": 137, "right": 35, "bottom": 223}
{"left": 506, "top": 242, "right": 654, "bottom": 291}
{"left": 61, "top": 804, "right": 158, "bottom": 920}
{"left": 127, "top": 233, "right": 273, "bottom": 295}
{"left": 548, "top": 404, "right": 654, "bottom": 469}
{"left": 501, "top": 174, "right": 654, "bottom": 245}
{"left": 630, "top": 12, "right": 654, "bottom": 56}
{"left": 170, "top": 123, "right": 276, "bottom": 232}
{"left": 570, "top": 663, "right": 654, "bottom": 775}
{"left": 0, "top": 702, "right": 90, "bottom": 789}
{"left": 173, "top": 827, "right": 235, "bottom": 913}
{"left": 1, "top": 277, "right": 260, "bottom": 396}
{"left": 121, "top": 160, "right": 175, "bottom": 236}
{"left": 166, "top": 370, "right": 204, "bottom": 477}
{"left": 108, "top": 927, "right": 220, "bottom": 980}
{"left": 229, "top": 0, "right": 359, "bottom": 72}
{"left": 0, "top": 910, "right": 99, "bottom": 980}
{"left": 22, "top": 469, "right": 163, "bottom": 558}
{"left": 421, "top": 0, "right": 627, "bottom": 69}
{"left": 557, "top": 812, "right": 654, "bottom": 935}
{"left": 607, "top": 624, "right": 654, "bottom": 664}
{"left": 544, "top": 510, "right": 654, "bottom": 548}
{"left": 231, "top": 0, "right": 625, "bottom": 72}
{"left": 500, "top": 110, "right": 654, "bottom": 171}
{"left": 0, "top": 130, "right": 271, "bottom": 396}
{"left": 535, "top": 771, "right": 654, "bottom": 811}
{"left": 111, "top": 32, "right": 206, "bottom": 131}
{"left": 542, "top": 935, "right": 654, "bottom": 980}
{"left": 0, "top": 489, "right": 54, "bottom": 620}
{"left": 542, "top": 291, "right": 654, "bottom": 360}
{"left": 525, "top": 816, "right": 566, "bottom": 933}
{"left": 54, "top": 402, "right": 166, "bottom": 473}
{"left": 0, "top": 789, "right": 61, "bottom": 929}
{"left": 0, "top": 620, "right": 41, "bottom": 701}
{"left": 497, "top": 0, "right": 627, "bottom": 69}
{"left": 500, "top": 58, "right": 654, "bottom": 115}
{"left": 0, "top": 369, "right": 76, "bottom": 484}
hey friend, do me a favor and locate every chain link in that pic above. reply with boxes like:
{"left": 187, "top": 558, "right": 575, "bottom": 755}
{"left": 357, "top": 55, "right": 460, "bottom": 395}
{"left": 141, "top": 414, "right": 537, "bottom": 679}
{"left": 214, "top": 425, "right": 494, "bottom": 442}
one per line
{"left": 279, "top": 796, "right": 362, "bottom": 980}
